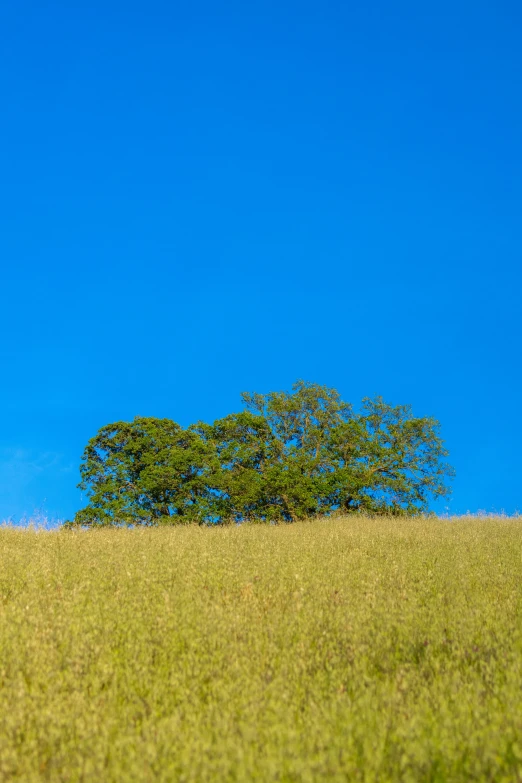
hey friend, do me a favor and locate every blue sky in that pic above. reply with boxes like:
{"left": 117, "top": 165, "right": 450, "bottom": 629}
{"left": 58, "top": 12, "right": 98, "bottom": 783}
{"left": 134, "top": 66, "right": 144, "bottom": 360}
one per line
{"left": 1, "top": 0, "right": 521, "bottom": 521}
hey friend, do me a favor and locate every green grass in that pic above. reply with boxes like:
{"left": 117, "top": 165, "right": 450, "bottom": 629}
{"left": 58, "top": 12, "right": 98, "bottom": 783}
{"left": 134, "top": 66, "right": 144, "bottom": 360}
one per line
{"left": 1, "top": 516, "right": 522, "bottom": 782}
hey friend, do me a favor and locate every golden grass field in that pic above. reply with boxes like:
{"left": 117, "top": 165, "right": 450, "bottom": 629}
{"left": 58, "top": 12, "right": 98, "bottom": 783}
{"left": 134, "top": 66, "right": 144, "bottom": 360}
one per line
{"left": 1, "top": 516, "right": 522, "bottom": 782}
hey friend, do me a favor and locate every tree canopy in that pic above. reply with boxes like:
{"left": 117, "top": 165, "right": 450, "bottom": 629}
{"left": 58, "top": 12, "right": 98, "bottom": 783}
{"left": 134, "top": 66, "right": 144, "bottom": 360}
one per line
{"left": 71, "top": 381, "right": 454, "bottom": 526}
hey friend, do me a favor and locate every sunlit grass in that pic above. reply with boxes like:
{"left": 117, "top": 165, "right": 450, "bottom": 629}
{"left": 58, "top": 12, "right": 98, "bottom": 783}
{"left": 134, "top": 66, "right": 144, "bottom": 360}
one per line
{"left": 1, "top": 516, "right": 522, "bottom": 781}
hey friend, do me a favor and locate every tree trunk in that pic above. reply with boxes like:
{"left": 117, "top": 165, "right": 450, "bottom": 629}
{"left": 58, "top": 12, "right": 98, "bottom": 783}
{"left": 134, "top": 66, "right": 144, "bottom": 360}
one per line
{"left": 281, "top": 493, "right": 296, "bottom": 522}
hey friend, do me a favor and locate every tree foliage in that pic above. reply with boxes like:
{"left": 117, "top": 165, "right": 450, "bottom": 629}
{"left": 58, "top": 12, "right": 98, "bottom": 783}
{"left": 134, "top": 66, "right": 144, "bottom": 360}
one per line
{"left": 71, "top": 381, "right": 454, "bottom": 525}
{"left": 74, "top": 417, "right": 218, "bottom": 526}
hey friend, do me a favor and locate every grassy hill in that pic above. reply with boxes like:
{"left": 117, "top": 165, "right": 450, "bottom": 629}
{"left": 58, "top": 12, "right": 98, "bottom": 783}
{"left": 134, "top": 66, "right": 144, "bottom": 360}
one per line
{"left": 1, "top": 516, "right": 521, "bottom": 781}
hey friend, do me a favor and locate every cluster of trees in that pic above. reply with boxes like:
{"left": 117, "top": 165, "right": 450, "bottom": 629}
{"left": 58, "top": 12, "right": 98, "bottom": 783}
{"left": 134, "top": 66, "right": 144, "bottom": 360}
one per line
{"left": 70, "top": 381, "right": 454, "bottom": 526}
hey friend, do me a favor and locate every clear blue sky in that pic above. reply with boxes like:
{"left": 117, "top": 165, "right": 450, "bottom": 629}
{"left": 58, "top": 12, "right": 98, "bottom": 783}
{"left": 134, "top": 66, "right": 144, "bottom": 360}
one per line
{"left": 1, "top": 0, "right": 521, "bottom": 521}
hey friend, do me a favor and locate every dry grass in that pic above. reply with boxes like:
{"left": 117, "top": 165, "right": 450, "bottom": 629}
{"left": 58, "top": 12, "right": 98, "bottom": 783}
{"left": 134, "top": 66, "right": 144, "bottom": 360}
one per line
{"left": 1, "top": 516, "right": 522, "bottom": 781}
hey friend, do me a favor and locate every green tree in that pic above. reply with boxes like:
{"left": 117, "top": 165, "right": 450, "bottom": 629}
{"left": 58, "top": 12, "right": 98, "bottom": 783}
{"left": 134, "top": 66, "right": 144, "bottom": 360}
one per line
{"left": 193, "top": 411, "right": 275, "bottom": 521}
{"left": 207, "top": 380, "right": 453, "bottom": 520}
{"left": 235, "top": 380, "right": 353, "bottom": 521}
{"left": 72, "top": 417, "right": 219, "bottom": 526}
{"left": 330, "top": 397, "right": 455, "bottom": 514}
